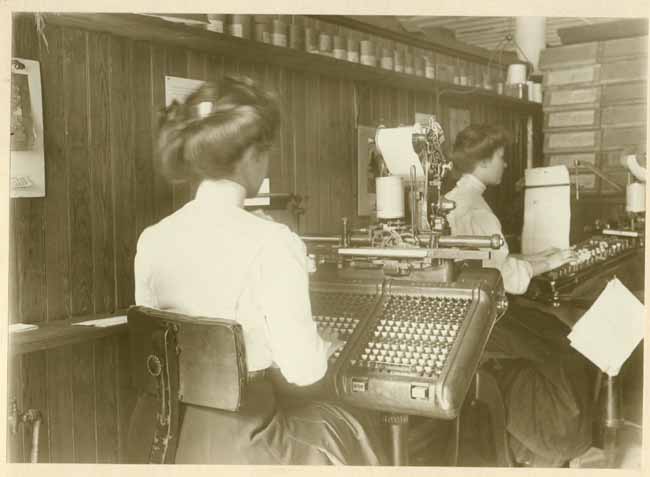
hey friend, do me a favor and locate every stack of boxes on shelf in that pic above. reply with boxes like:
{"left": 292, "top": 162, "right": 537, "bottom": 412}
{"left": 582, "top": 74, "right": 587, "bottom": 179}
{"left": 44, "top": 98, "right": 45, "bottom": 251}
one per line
{"left": 540, "top": 36, "right": 647, "bottom": 196}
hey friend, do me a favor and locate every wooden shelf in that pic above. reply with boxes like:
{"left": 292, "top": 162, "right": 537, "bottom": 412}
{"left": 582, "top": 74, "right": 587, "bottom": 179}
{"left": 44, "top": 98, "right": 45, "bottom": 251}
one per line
{"left": 10, "top": 311, "right": 129, "bottom": 356}
{"left": 40, "top": 13, "right": 541, "bottom": 112}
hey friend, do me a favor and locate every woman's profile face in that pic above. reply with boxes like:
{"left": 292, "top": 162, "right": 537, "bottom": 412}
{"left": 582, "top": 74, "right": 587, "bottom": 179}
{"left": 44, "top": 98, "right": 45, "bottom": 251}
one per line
{"left": 482, "top": 146, "right": 507, "bottom": 186}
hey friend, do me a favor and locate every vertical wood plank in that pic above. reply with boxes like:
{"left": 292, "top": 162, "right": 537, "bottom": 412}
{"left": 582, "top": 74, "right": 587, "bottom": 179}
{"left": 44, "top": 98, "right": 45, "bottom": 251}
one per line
{"left": 21, "top": 351, "right": 50, "bottom": 462}
{"left": 71, "top": 342, "right": 97, "bottom": 462}
{"left": 186, "top": 49, "right": 207, "bottom": 197}
{"left": 132, "top": 41, "right": 156, "bottom": 236}
{"left": 88, "top": 31, "right": 116, "bottom": 315}
{"left": 110, "top": 36, "right": 136, "bottom": 310}
{"left": 8, "top": 200, "right": 18, "bottom": 323}
{"left": 63, "top": 28, "right": 93, "bottom": 316}
{"left": 150, "top": 44, "right": 174, "bottom": 222}
{"left": 116, "top": 335, "right": 137, "bottom": 463}
{"left": 304, "top": 74, "right": 321, "bottom": 232}
{"left": 265, "top": 65, "right": 284, "bottom": 194}
{"left": 8, "top": 355, "right": 25, "bottom": 462}
{"left": 166, "top": 47, "right": 191, "bottom": 210}
{"left": 205, "top": 54, "right": 224, "bottom": 81}
{"left": 46, "top": 347, "right": 74, "bottom": 462}
{"left": 12, "top": 15, "right": 47, "bottom": 324}
{"left": 40, "top": 24, "right": 71, "bottom": 322}
{"left": 94, "top": 337, "right": 119, "bottom": 462}
{"left": 291, "top": 71, "right": 307, "bottom": 234}
{"left": 279, "top": 68, "right": 295, "bottom": 196}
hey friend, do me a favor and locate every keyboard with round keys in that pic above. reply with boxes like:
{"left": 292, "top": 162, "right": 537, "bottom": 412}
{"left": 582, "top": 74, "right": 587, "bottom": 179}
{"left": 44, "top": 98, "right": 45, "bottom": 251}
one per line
{"left": 310, "top": 291, "right": 378, "bottom": 363}
{"left": 350, "top": 294, "right": 472, "bottom": 378}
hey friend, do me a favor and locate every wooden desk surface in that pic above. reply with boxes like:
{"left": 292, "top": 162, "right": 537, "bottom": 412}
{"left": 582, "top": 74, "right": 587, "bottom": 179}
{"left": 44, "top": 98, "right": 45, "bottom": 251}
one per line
{"left": 10, "top": 311, "right": 129, "bottom": 356}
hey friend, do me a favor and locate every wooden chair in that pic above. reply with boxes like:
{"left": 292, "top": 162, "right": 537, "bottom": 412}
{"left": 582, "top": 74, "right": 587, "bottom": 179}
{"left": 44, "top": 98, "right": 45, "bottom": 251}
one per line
{"left": 127, "top": 306, "right": 248, "bottom": 464}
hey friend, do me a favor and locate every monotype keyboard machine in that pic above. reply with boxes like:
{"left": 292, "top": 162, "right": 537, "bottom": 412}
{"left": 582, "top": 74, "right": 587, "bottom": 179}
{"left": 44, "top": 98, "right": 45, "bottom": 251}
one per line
{"left": 275, "top": 118, "right": 509, "bottom": 464}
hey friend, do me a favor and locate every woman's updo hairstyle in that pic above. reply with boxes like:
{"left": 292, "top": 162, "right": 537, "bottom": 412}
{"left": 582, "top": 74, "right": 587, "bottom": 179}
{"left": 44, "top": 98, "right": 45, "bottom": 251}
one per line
{"left": 450, "top": 124, "right": 513, "bottom": 175}
{"left": 157, "top": 75, "right": 281, "bottom": 183}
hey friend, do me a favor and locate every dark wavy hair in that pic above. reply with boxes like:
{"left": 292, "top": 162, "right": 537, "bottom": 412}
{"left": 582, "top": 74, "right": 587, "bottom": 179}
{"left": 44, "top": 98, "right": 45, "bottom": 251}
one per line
{"left": 157, "top": 75, "right": 281, "bottom": 183}
{"left": 450, "top": 124, "right": 513, "bottom": 175}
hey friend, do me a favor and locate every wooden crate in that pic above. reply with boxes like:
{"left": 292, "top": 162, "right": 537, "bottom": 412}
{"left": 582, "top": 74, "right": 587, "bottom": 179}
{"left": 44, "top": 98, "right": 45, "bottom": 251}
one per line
{"left": 539, "top": 42, "right": 599, "bottom": 70}
{"left": 544, "top": 86, "right": 601, "bottom": 110}
{"left": 599, "top": 36, "right": 648, "bottom": 62}
{"left": 600, "top": 58, "right": 647, "bottom": 84}
{"left": 601, "top": 125, "right": 647, "bottom": 149}
{"left": 601, "top": 81, "right": 647, "bottom": 105}
{"left": 544, "top": 65, "right": 600, "bottom": 88}
{"left": 545, "top": 108, "right": 600, "bottom": 130}
{"left": 544, "top": 129, "right": 601, "bottom": 153}
{"left": 601, "top": 103, "right": 647, "bottom": 127}
{"left": 546, "top": 151, "right": 598, "bottom": 168}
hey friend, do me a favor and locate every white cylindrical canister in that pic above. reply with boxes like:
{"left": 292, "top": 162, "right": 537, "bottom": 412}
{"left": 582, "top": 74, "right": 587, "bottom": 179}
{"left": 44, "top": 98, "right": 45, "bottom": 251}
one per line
{"left": 626, "top": 182, "right": 646, "bottom": 213}
{"left": 507, "top": 63, "right": 527, "bottom": 84}
{"left": 376, "top": 176, "right": 405, "bottom": 219}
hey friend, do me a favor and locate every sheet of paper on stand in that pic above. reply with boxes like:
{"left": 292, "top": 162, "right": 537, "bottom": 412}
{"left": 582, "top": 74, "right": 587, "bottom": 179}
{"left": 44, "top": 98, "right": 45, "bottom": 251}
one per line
{"left": 567, "top": 278, "right": 645, "bottom": 376}
{"left": 375, "top": 126, "right": 425, "bottom": 178}
{"left": 244, "top": 177, "right": 271, "bottom": 207}
{"left": 9, "top": 323, "right": 39, "bottom": 333}
{"left": 73, "top": 315, "right": 128, "bottom": 328}
{"left": 521, "top": 165, "right": 571, "bottom": 255}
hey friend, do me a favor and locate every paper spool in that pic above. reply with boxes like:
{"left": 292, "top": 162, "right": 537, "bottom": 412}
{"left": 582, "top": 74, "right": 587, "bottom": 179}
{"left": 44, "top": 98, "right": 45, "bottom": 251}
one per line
{"left": 626, "top": 182, "right": 646, "bottom": 213}
{"left": 507, "top": 63, "right": 527, "bottom": 84}
{"left": 376, "top": 176, "right": 405, "bottom": 220}
{"left": 360, "top": 40, "right": 376, "bottom": 66}
{"left": 532, "top": 83, "right": 543, "bottom": 103}
{"left": 272, "top": 20, "right": 288, "bottom": 47}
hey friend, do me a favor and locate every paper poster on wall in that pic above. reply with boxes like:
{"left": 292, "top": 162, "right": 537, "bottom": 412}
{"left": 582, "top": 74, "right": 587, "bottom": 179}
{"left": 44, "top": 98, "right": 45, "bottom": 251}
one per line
{"left": 165, "top": 76, "right": 205, "bottom": 106}
{"left": 357, "top": 125, "right": 378, "bottom": 216}
{"left": 10, "top": 58, "right": 45, "bottom": 198}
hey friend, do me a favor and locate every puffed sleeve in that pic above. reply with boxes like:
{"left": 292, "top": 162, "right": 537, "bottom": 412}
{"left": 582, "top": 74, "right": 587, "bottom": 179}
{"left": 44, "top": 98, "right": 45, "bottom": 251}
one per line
{"left": 257, "top": 227, "right": 330, "bottom": 386}
{"left": 468, "top": 209, "right": 533, "bottom": 295}
{"left": 134, "top": 228, "right": 159, "bottom": 308}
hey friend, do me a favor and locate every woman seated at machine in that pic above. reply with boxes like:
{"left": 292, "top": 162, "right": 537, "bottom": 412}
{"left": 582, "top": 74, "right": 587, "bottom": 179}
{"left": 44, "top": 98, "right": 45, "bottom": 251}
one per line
{"left": 445, "top": 124, "right": 594, "bottom": 467}
{"left": 127, "top": 75, "right": 387, "bottom": 465}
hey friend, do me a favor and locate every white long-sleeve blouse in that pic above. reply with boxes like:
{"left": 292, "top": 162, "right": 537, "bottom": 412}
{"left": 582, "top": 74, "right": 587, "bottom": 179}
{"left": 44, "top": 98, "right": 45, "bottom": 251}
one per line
{"left": 134, "top": 179, "right": 329, "bottom": 385}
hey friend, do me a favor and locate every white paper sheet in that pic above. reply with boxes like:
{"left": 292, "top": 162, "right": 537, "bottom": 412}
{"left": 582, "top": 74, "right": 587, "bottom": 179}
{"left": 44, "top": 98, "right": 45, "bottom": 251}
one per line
{"left": 243, "top": 178, "right": 271, "bottom": 207}
{"left": 521, "top": 165, "right": 571, "bottom": 255}
{"left": 165, "top": 76, "right": 205, "bottom": 107}
{"left": 73, "top": 315, "right": 128, "bottom": 328}
{"left": 9, "top": 323, "right": 39, "bottom": 333}
{"left": 568, "top": 278, "right": 645, "bottom": 376}
{"left": 375, "top": 126, "right": 424, "bottom": 178}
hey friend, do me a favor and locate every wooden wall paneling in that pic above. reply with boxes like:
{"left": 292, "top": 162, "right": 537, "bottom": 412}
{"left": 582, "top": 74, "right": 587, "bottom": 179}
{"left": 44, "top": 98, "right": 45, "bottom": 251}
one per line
{"left": 186, "top": 49, "right": 209, "bottom": 197}
{"left": 7, "top": 355, "right": 25, "bottom": 462}
{"left": 166, "top": 47, "right": 191, "bottom": 209}
{"left": 392, "top": 89, "right": 413, "bottom": 126}
{"left": 21, "top": 351, "right": 50, "bottom": 462}
{"left": 132, "top": 41, "right": 156, "bottom": 236}
{"left": 9, "top": 200, "right": 18, "bottom": 323}
{"left": 63, "top": 28, "right": 94, "bottom": 317}
{"left": 12, "top": 16, "right": 47, "bottom": 324}
{"left": 304, "top": 74, "right": 321, "bottom": 232}
{"left": 70, "top": 342, "right": 97, "bottom": 462}
{"left": 88, "top": 32, "right": 116, "bottom": 315}
{"left": 356, "top": 82, "right": 372, "bottom": 125}
{"left": 116, "top": 335, "right": 137, "bottom": 462}
{"left": 325, "top": 78, "right": 344, "bottom": 231}
{"left": 341, "top": 80, "right": 357, "bottom": 224}
{"left": 319, "top": 76, "right": 334, "bottom": 232}
{"left": 279, "top": 69, "right": 296, "bottom": 197}
{"left": 94, "top": 337, "right": 120, "bottom": 462}
{"left": 205, "top": 53, "right": 224, "bottom": 81}
{"left": 40, "top": 24, "right": 71, "bottom": 322}
{"left": 46, "top": 347, "right": 74, "bottom": 461}
{"left": 290, "top": 71, "right": 307, "bottom": 234}
{"left": 222, "top": 53, "right": 239, "bottom": 77}
{"left": 267, "top": 65, "right": 290, "bottom": 195}
{"left": 150, "top": 44, "right": 174, "bottom": 222}
{"left": 110, "top": 35, "right": 136, "bottom": 310}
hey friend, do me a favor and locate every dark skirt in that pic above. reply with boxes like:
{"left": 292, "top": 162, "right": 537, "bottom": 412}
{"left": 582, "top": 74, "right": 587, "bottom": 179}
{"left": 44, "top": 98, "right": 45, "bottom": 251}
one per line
{"left": 486, "top": 303, "right": 594, "bottom": 466}
{"left": 127, "top": 378, "right": 388, "bottom": 465}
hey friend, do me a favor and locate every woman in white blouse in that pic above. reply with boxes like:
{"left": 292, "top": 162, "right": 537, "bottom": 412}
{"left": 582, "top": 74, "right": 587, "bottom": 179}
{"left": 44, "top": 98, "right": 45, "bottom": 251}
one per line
{"left": 445, "top": 125, "right": 593, "bottom": 467}
{"left": 128, "top": 76, "right": 387, "bottom": 465}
